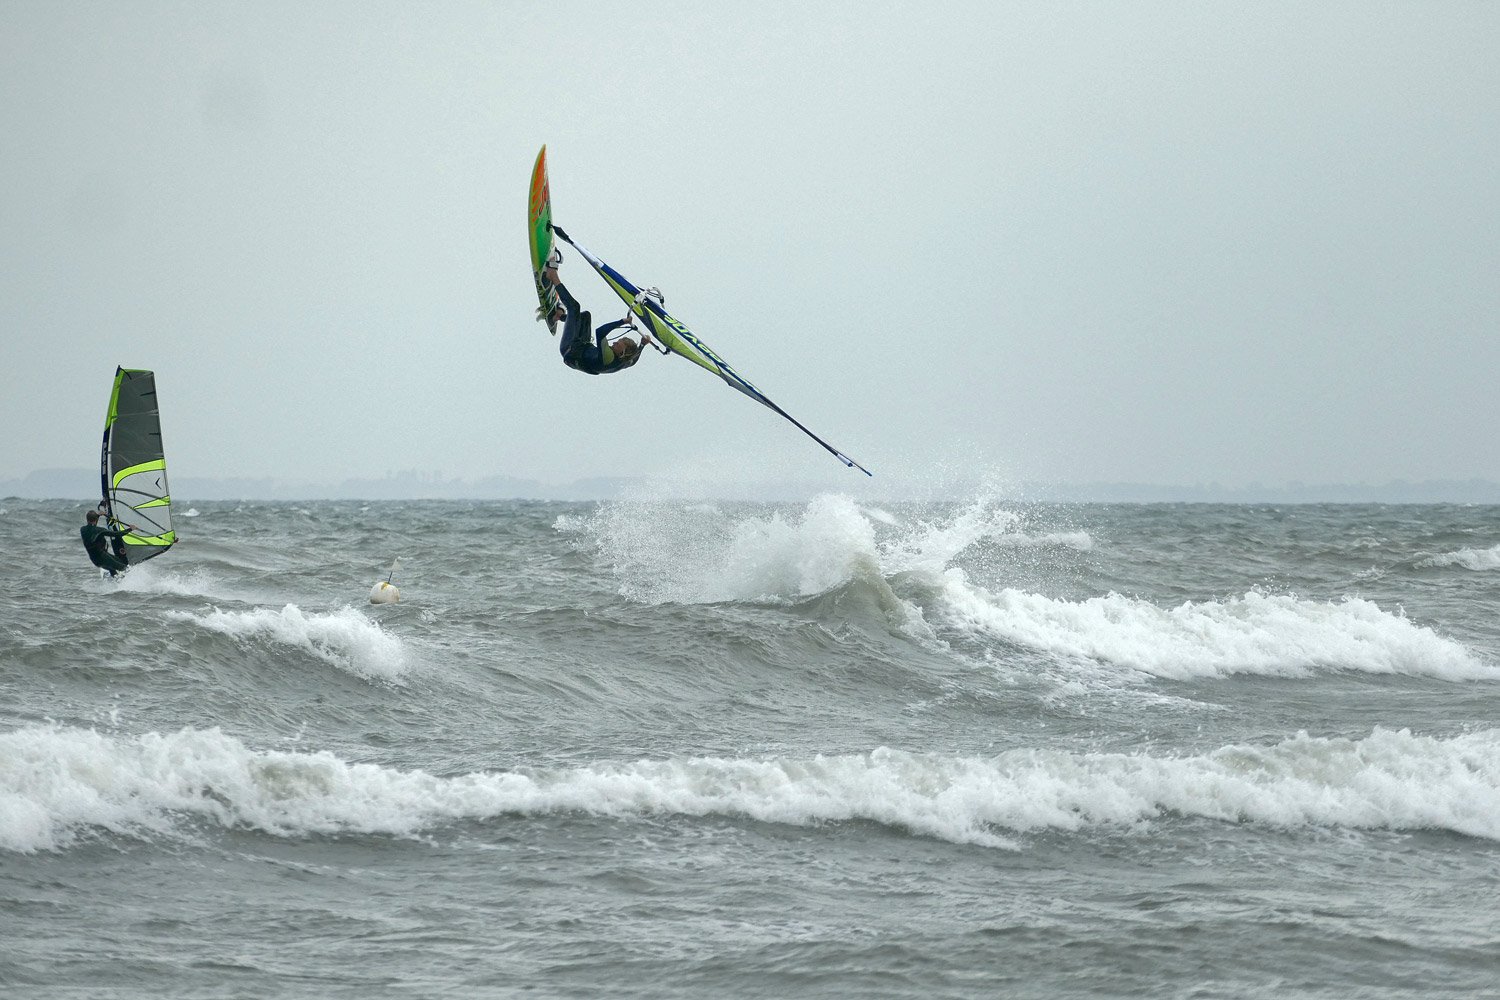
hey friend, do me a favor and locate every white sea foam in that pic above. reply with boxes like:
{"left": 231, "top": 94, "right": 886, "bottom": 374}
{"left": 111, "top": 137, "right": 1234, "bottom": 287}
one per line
{"left": 113, "top": 565, "right": 244, "bottom": 602}
{"left": 933, "top": 582, "right": 1496, "bottom": 681}
{"left": 589, "top": 494, "right": 889, "bottom": 604}
{"left": 5, "top": 725, "right": 1500, "bottom": 854}
{"left": 1419, "top": 544, "right": 1500, "bottom": 571}
{"left": 996, "top": 530, "right": 1093, "bottom": 550}
{"left": 879, "top": 500, "right": 1022, "bottom": 576}
{"left": 165, "top": 604, "right": 408, "bottom": 682}
{"left": 584, "top": 493, "right": 1027, "bottom": 604}
{"left": 574, "top": 494, "right": 1491, "bottom": 681}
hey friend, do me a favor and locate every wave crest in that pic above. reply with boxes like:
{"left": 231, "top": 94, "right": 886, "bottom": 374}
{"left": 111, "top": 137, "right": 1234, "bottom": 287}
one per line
{"left": 1419, "top": 544, "right": 1500, "bottom": 571}
{"left": 576, "top": 493, "right": 1031, "bottom": 605}
{"left": 165, "top": 604, "right": 408, "bottom": 682}
{"left": 933, "top": 585, "right": 1495, "bottom": 681}
{"left": 7, "top": 726, "right": 1500, "bottom": 853}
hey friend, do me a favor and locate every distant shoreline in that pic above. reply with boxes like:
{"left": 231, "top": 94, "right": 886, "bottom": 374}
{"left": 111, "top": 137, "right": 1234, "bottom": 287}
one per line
{"left": 6, "top": 468, "right": 1500, "bottom": 504}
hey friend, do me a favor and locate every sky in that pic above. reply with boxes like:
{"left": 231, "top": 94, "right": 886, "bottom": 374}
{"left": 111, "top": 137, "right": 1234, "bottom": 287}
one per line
{"left": 2, "top": 1, "right": 1497, "bottom": 498}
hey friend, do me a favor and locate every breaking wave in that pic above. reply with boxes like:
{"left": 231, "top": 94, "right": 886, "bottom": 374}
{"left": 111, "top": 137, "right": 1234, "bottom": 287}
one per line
{"left": 164, "top": 604, "right": 409, "bottom": 682}
{"left": 6, "top": 725, "right": 1499, "bottom": 854}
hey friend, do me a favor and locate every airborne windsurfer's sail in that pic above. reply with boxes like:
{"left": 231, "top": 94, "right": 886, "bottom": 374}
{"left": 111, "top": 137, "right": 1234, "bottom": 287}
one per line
{"left": 549, "top": 224, "right": 871, "bottom": 476}
{"left": 97, "top": 366, "right": 176, "bottom": 567}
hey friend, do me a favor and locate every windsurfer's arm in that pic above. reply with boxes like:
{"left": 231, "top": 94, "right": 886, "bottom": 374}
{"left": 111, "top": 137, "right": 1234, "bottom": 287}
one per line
{"left": 595, "top": 318, "right": 630, "bottom": 347}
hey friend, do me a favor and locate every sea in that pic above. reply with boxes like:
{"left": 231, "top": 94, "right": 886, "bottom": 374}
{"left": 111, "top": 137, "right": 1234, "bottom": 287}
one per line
{"left": 3, "top": 494, "right": 1499, "bottom": 998}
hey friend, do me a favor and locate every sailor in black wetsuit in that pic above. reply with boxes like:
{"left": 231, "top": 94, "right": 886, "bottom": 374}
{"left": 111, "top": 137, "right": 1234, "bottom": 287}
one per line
{"left": 542, "top": 250, "right": 650, "bottom": 376}
{"left": 80, "top": 508, "right": 134, "bottom": 577}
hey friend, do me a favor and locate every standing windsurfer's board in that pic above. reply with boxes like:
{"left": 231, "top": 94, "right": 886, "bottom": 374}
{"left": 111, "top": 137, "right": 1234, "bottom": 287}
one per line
{"left": 528, "top": 145, "right": 561, "bottom": 334}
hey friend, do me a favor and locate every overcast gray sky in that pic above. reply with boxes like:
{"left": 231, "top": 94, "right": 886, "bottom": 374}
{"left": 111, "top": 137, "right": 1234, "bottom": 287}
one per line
{"left": 3, "top": 1, "right": 1497, "bottom": 496}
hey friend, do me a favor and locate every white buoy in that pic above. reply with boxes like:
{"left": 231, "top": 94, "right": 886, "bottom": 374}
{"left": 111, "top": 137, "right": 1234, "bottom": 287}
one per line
{"left": 369, "top": 580, "right": 400, "bottom": 604}
{"left": 369, "top": 557, "right": 401, "bottom": 603}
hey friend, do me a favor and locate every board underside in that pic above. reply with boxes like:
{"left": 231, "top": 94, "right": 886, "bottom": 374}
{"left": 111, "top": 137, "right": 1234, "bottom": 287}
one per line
{"left": 528, "top": 146, "right": 560, "bottom": 334}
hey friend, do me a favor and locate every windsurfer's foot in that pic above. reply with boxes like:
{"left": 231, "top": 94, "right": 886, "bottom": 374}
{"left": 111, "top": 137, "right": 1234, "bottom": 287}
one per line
{"left": 542, "top": 265, "right": 559, "bottom": 286}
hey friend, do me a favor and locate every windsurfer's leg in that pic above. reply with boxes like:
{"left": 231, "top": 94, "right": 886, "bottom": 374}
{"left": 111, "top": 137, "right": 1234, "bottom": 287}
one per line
{"left": 552, "top": 280, "right": 579, "bottom": 314}
{"left": 559, "top": 309, "right": 593, "bottom": 363}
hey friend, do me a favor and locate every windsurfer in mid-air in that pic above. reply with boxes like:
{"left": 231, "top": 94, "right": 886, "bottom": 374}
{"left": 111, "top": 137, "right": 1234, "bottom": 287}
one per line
{"left": 80, "top": 507, "right": 136, "bottom": 577}
{"left": 541, "top": 237, "right": 651, "bottom": 376}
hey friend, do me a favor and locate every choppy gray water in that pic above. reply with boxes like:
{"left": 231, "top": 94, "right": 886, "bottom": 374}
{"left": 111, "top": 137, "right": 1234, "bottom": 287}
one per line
{"left": 4, "top": 496, "right": 1500, "bottom": 998}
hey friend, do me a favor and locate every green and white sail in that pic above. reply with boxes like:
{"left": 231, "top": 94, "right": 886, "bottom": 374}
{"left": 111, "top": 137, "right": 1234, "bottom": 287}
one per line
{"left": 100, "top": 366, "right": 176, "bottom": 564}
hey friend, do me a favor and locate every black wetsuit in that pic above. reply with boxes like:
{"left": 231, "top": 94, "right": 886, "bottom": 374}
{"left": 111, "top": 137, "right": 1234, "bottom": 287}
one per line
{"left": 554, "top": 281, "right": 642, "bottom": 375}
{"left": 81, "top": 523, "right": 130, "bottom": 575}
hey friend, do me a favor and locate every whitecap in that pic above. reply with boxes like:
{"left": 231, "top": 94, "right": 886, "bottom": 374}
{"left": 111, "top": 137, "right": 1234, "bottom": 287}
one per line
{"left": 932, "top": 582, "right": 1497, "bottom": 681}
{"left": 165, "top": 604, "right": 408, "bottom": 682}
{"left": 1419, "top": 544, "right": 1500, "bottom": 571}
{"left": 7, "top": 726, "right": 1500, "bottom": 854}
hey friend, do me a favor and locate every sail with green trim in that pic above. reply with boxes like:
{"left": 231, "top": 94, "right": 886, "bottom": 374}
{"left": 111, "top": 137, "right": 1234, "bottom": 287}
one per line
{"left": 100, "top": 367, "right": 176, "bottom": 564}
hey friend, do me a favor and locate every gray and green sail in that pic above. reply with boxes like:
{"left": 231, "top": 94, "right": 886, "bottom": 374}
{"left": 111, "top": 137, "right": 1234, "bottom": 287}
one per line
{"left": 100, "top": 366, "right": 176, "bottom": 564}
